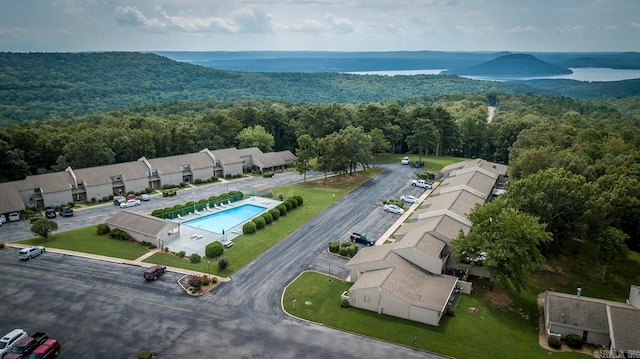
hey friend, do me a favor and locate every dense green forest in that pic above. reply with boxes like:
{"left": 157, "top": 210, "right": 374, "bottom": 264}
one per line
{"left": 2, "top": 52, "right": 640, "bottom": 124}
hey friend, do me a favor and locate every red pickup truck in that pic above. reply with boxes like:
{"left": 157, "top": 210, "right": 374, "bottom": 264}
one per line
{"left": 28, "top": 338, "right": 60, "bottom": 359}
{"left": 4, "top": 332, "right": 47, "bottom": 359}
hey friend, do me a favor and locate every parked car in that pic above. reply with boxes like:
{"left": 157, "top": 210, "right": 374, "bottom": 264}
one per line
{"left": 0, "top": 214, "right": 6, "bottom": 224}
{"left": 59, "top": 206, "right": 74, "bottom": 217}
{"left": 401, "top": 156, "right": 410, "bottom": 165}
{"left": 350, "top": 232, "right": 376, "bottom": 246}
{"left": 139, "top": 194, "right": 150, "bottom": 201}
{"left": 113, "top": 196, "right": 126, "bottom": 206}
{"left": 400, "top": 195, "right": 419, "bottom": 204}
{"left": 28, "top": 338, "right": 60, "bottom": 359}
{"left": 44, "top": 208, "right": 56, "bottom": 219}
{"left": 8, "top": 212, "right": 20, "bottom": 222}
{"left": 411, "top": 179, "right": 433, "bottom": 189}
{"left": 4, "top": 332, "right": 48, "bottom": 359}
{"left": 0, "top": 329, "right": 28, "bottom": 358}
{"left": 384, "top": 203, "right": 405, "bottom": 215}
{"left": 414, "top": 160, "right": 425, "bottom": 168}
{"left": 18, "top": 246, "right": 45, "bottom": 260}
{"left": 144, "top": 265, "right": 167, "bottom": 280}
{"left": 120, "top": 199, "right": 141, "bottom": 208}
{"left": 126, "top": 193, "right": 138, "bottom": 201}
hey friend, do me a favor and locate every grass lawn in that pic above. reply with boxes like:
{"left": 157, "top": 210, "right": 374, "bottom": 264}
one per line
{"left": 284, "top": 272, "right": 590, "bottom": 359}
{"left": 19, "top": 226, "right": 150, "bottom": 260}
{"left": 376, "top": 154, "right": 462, "bottom": 172}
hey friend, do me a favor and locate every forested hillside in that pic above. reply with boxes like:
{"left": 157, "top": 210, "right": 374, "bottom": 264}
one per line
{"left": 2, "top": 52, "right": 639, "bottom": 125}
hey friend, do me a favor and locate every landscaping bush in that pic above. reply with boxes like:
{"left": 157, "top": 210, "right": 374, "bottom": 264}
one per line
{"left": 261, "top": 212, "right": 273, "bottom": 224}
{"left": 340, "top": 299, "right": 350, "bottom": 308}
{"left": 347, "top": 244, "right": 359, "bottom": 257}
{"left": 263, "top": 171, "right": 274, "bottom": 178}
{"left": 548, "top": 336, "right": 562, "bottom": 349}
{"left": 96, "top": 223, "right": 110, "bottom": 235}
{"left": 277, "top": 204, "right": 288, "bottom": 216}
{"left": 206, "top": 242, "right": 224, "bottom": 258}
{"left": 253, "top": 216, "right": 266, "bottom": 229}
{"left": 340, "top": 241, "right": 351, "bottom": 248}
{"left": 329, "top": 241, "right": 340, "bottom": 253}
{"left": 0, "top": 243, "right": 5, "bottom": 249}
{"left": 178, "top": 251, "right": 186, "bottom": 258}
{"left": 283, "top": 200, "right": 293, "bottom": 210}
{"left": 293, "top": 195, "right": 303, "bottom": 206}
{"left": 186, "top": 274, "right": 203, "bottom": 289}
{"left": 109, "top": 228, "right": 132, "bottom": 241}
{"left": 288, "top": 197, "right": 299, "bottom": 208}
{"left": 339, "top": 246, "right": 350, "bottom": 256}
{"left": 566, "top": 334, "right": 582, "bottom": 349}
{"left": 243, "top": 221, "right": 257, "bottom": 234}
{"left": 189, "top": 253, "right": 202, "bottom": 264}
{"left": 194, "top": 178, "right": 202, "bottom": 184}
{"left": 269, "top": 208, "right": 280, "bottom": 220}
{"left": 218, "top": 256, "right": 229, "bottom": 270}
{"left": 138, "top": 350, "right": 153, "bottom": 359}
{"left": 202, "top": 275, "right": 210, "bottom": 286}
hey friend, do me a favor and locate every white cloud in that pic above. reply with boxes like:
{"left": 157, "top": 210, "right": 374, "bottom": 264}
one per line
{"left": 115, "top": 6, "right": 166, "bottom": 30}
{"left": 325, "top": 13, "right": 357, "bottom": 33}
{"left": 506, "top": 26, "right": 540, "bottom": 34}
{"left": 631, "top": 22, "right": 640, "bottom": 29}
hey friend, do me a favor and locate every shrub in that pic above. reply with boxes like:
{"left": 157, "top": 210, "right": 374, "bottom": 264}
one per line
{"left": 206, "top": 242, "right": 224, "bottom": 258}
{"left": 347, "top": 244, "right": 359, "bottom": 257}
{"left": 194, "top": 178, "right": 202, "bottom": 184}
{"left": 566, "top": 334, "right": 582, "bottom": 349}
{"left": 138, "top": 350, "right": 153, "bottom": 359}
{"left": 288, "top": 197, "right": 299, "bottom": 208}
{"left": 253, "top": 216, "right": 266, "bottom": 229}
{"left": 277, "top": 204, "right": 288, "bottom": 216}
{"left": 202, "top": 275, "right": 210, "bottom": 286}
{"left": 178, "top": 251, "right": 186, "bottom": 258}
{"left": 340, "top": 299, "right": 350, "bottom": 308}
{"left": 293, "top": 195, "right": 303, "bottom": 206}
{"left": 340, "top": 241, "right": 351, "bottom": 248}
{"left": 96, "top": 223, "right": 110, "bottom": 235}
{"left": 269, "top": 208, "right": 280, "bottom": 220}
{"left": 189, "top": 253, "right": 202, "bottom": 264}
{"left": 261, "top": 212, "right": 273, "bottom": 224}
{"left": 339, "top": 246, "right": 350, "bottom": 256}
{"left": 263, "top": 171, "right": 274, "bottom": 178}
{"left": 109, "top": 228, "right": 132, "bottom": 241}
{"left": 548, "top": 336, "right": 562, "bottom": 349}
{"left": 218, "top": 256, "right": 230, "bottom": 270}
{"left": 243, "top": 221, "right": 257, "bottom": 234}
{"left": 186, "top": 274, "right": 203, "bottom": 289}
{"left": 329, "top": 241, "right": 340, "bottom": 253}
{"left": 283, "top": 200, "right": 293, "bottom": 210}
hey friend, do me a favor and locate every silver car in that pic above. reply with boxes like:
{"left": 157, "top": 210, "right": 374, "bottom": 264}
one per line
{"left": 384, "top": 204, "right": 405, "bottom": 215}
{"left": 18, "top": 246, "right": 45, "bottom": 260}
{"left": 400, "top": 195, "right": 419, "bottom": 204}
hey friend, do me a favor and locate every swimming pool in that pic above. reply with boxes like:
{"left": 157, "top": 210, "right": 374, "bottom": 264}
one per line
{"left": 183, "top": 204, "right": 266, "bottom": 234}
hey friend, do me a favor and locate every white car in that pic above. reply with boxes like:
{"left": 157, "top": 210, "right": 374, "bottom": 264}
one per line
{"left": 18, "top": 246, "right": 45, "bottom": 260}
{"left": 384, "top": 204, "right": 405, "bottom": 215}
{"left": 400, "top": 195, "right": 419, "bottom": 204}
{"left": 139, "top": 194, "right": 151, "bottom": 201}
{"left": 401, "top": 156, "right": 410, "bottom": 165}
{"left": 120, "top": 199, "right": 141, "bottom": 208}
{"left": 0, "top": 329, "right": 28, "bottom": 357}
{"left": 8, "top": 212, "right": 20, "bottom": 222}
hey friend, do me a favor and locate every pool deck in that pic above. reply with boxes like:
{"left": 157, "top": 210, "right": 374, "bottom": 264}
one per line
{"left": 164, "top": 196, "right": 281, "bottom": 256}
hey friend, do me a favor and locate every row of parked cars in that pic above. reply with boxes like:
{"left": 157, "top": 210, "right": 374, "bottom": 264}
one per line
{"left": 0, "top": 329, "right": 60, "bottom": 359}
{"left": 0, "top": 213, "right": 20, "bottom": 226}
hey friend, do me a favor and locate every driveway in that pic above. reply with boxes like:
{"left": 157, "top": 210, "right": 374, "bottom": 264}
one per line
{"left": 0, "top": 165, "right": 445, "bottom": 358}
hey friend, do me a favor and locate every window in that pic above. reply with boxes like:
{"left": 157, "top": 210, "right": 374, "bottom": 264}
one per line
{"left": 364, "top": 296, "right": 370, "bottom": 303}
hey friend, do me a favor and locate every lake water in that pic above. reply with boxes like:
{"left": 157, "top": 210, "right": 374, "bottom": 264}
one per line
{"left": 349, "top": 68, "right": 640, "bottom": 82}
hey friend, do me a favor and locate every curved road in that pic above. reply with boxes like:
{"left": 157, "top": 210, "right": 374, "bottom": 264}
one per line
{"left": 0, "top": 164, "right": 444, "bottom": 358}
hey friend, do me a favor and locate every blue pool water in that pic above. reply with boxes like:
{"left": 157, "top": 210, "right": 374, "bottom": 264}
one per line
{"left": 183, "top": 204, "right": 266, "bottom": 233}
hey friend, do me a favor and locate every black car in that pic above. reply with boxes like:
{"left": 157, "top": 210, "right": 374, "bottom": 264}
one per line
{"left": 44, "top": 207, "right": 56, "bottom": 219}
{"left": 59, "top": 206, "right": 74, "bottom": 217}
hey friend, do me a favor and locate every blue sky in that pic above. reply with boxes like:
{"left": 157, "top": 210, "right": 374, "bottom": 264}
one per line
{"left": 1, "top": 0, "right": 639, "bottom": 52}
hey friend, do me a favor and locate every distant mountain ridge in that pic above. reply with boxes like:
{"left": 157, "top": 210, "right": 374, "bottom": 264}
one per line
{"left": 442, "top": 54, "right": 573, "bottom": 77}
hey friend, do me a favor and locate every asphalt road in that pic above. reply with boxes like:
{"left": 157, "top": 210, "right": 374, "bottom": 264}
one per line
{"left": 0, "top": 164, "right": 444, "bottom": 358}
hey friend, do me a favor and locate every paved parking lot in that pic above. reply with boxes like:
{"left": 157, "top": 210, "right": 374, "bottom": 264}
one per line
{"left": 0, "top": 166, "right": 444, "bottom": 358}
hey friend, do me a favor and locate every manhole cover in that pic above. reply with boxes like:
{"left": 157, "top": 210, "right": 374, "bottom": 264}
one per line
{"left": 305, "top": 301, "right": 312, "bottom": 305}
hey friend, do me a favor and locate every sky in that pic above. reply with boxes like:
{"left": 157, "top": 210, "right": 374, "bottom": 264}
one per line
{"left": 1, "top": 0, "right": 639, "bottom": 52}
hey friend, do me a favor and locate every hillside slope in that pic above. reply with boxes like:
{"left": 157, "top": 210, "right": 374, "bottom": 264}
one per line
{"left": 443, "top": 54, "right": 573, "bottom": 77}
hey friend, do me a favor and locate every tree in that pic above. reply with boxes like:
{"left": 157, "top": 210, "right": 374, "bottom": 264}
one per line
{"left": 596, "top": 227, "right": 627, "bottom": 281}
{"left": 206, "top": 241, "right": 224, "bottom": 258}
{"left": 236, "top": 125, "right": 275, "bottom": 152}
{"left": 406, "top": 118, "right": 439, "bottom": 161}
{"left": 452, "top": 197, "right": 552, "bottom": 291}
{"left": 295, "top": 134, "right": 316, "bottom": 182}
{"left": 30, "top": 219, "right": 58, "bottom": 240}
{"left": 338, "top": 126, "right": 372, "bottom": 175}
{"left": 316, "top": 132, "right": 349, "bottom": 180}
{"left": 368, "top": 128, "right": 390, "bottom": 167}
{"left": 506, "top": 168, "right": 594, "bottom": 255}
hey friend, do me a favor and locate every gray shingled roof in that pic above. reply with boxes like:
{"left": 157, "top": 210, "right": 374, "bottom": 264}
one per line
{"left": 345, "top": 244, "right": 396, "bottom": 267}
{"left": 546, "top": 291, "right": 629, "bottom": 332}
{"left": 147, "top": 152, "right": 215, "bottom": 175}
{"left": 441, "top": 158, "right": 507, "bottom": 177}
{"left": 16, "top": 171, "right": 75, "bottom": 193}
{"left": 106, "top": 211, "right": 177, "bottom": 237}
{"left": 609, "top": 306, "right": 640, "bottom": 350}
{"left": 209, "top": 148, "right": 243, "bottom": 165}
{"left": 74, "top": 161, "right": 149, "bottom": 186}
{"left": 0, "top": 181, "right": 27, "bottom": 212}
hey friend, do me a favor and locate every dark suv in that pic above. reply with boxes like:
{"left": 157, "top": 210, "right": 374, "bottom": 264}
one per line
{"left": 59, "top": 206, "right": 74, "bottom": 217}
{"left": 44, "top": 207, "right": 56, "bottom": 219}
{"left": 143, "top": 265, "right": 166, "bottom": 280}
